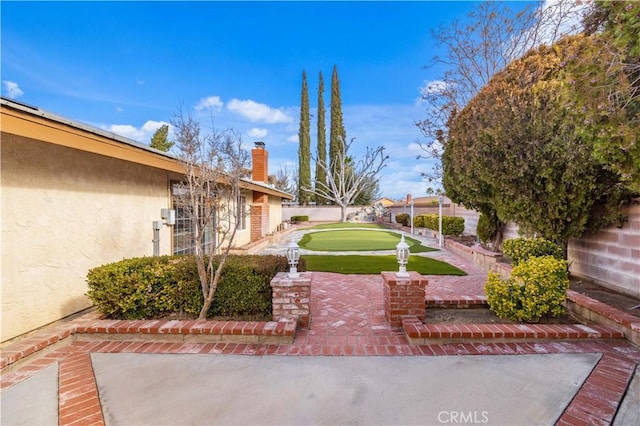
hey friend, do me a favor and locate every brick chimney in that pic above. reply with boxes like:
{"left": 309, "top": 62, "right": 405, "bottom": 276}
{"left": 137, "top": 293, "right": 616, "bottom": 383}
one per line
{"left": 251, "top": 141, "right": 268, "bottom": 183}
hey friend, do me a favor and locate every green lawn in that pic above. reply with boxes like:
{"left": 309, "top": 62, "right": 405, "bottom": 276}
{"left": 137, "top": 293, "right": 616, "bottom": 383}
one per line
{"left": 298, "top": 229, "right": 435, "bottom": 253}
{"left": 303, "top": 222, "right": 387, "bottom": 230}
{"left": 302, "top": 255, "right": 466, "bottom": 275}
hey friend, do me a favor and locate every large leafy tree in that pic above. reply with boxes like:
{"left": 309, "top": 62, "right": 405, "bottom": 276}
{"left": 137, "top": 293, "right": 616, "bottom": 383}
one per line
{"left": 443, "top": 34, "right": 633, "bottom": 247}
{"left": 583, "top": 0, "right": 640, "bottom": 193}
{"left": 315, "top": 71, "right": 328, "bottom": 205}
{"left": 297, "top": 71, "right": 312, "bottom": 204}
{"left": 150, "top": 124, "right": 174, "bottom": 152}
{"left": 417, "top": 0, "right": 584, "bottom": 184}
{"left": 330, "top": 65, "right": 346, "bottom": 186}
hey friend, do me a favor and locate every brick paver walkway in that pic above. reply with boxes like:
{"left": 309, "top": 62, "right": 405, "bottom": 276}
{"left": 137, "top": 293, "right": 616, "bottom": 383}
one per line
{"left": 2, "top": 270, "right": 640, "bottom": 424}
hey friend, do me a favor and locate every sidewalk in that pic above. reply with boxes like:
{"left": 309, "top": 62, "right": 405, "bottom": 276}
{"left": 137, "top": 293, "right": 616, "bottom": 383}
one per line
{"left": 1, "top": 230, "right": 639, "bottom": 425}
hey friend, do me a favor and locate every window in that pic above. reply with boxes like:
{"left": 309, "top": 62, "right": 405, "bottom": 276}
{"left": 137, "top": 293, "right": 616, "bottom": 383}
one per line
{"left": 237, "top": 195, "right": 247, "bottom": 231}
{"left": 171, "top": 182, "right": 214, "bottom": 255}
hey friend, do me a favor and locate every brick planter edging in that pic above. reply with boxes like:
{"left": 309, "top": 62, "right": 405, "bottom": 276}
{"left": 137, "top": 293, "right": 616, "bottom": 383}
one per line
{"left": 1, "top": 317, "right": 297, "bottom": 372}
{"left": 567, "top": 289, "right": 640, "bottom": 347}
{"left": 74, "top": 319, "right": 296, "bottom": 344}
{"left": 401, "top": 316, "right": 624, "bottom": 345}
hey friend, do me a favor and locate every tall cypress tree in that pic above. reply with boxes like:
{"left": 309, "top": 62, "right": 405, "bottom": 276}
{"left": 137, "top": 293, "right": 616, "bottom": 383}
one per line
{"left": 298, "top": 70, "right": 311, "bottom": 205}
{"left": 329, "top": 65, "right": 346, "bottom": 184}
{"left": 315, "top": 71, "right": 327, "bottom": 205}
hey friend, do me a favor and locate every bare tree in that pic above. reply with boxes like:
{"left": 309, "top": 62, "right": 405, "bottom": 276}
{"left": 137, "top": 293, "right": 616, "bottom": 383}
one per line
{"left": 171, "top": 111, "right": 249, "bottom": 319}
{"left": 273, "top": 166, "right": 297, "bottom": 195}
{"left": 306, "top": 137, "right": 388, "bottom": 221}
{"left": 416, "top": 0, "right": 585, "bottom": 182}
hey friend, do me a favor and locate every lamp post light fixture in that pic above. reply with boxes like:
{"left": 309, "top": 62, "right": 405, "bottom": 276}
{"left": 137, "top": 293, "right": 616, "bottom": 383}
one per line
{"left": 286, "top": 241, "right": 301, "bottom": 278}
{"left": 395, "top": 235, "right": 410, "bottom": 277}
{"left": 438, "top": 194, "right": 444, "bottom": 247}
{"left": 410, "top": 199, "right": 414, "bottom": 235}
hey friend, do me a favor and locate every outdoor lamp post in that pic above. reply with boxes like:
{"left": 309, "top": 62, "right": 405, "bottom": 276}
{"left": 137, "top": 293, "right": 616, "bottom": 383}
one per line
{"left": 410, "top": 199, "right": 414, "bottom": 235}
{"left": 438, "top": 194, "right": 444, "bottom": 247}
{"left": 286, "top": 241, "right": 301, "bottom": 278}
{"left": 395, "top": 235, "right": 410, "bottom": 277}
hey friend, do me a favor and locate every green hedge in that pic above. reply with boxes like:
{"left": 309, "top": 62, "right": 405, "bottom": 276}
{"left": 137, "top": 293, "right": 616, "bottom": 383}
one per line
{"left": 395, "top": 213, "right": 410, "bottom": 226}
{"left": 485, "top": 256, "right": 569, "bottom": 322}
{"left": 502, "top": 237, "right": 563, "bottom": 265}
{"left": 86, "top": 255, "right": 306, "bottom": 320}
{"left": 413, "top": 214, "right": 464, "bottom": 236}
{"left": 290, "top": 215, "right": 309, "bottom": 223}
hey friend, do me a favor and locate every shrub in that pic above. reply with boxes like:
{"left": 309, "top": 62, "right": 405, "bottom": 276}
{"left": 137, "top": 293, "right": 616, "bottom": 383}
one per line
{"left": 484, "top": 256, "right": 569, "bottom": 322}
{"left": 476, "top": 213, "right": 500, "bottom": 244}
{"left": 413, "top": 215, "right": 425, "bottom": 228}
{"left": 502, "top": 237, "right": 563, "bottom": 265}
{"left": 395, "top": 213, "right": 410, "bottom": 226}
{"left": 290, "top": 215, "right": 309, "bottom": 223}
{"left": 86, "top": 254, "right": 302, "bottom": 320}
{"left": 416, "top": 214, "right": 465, "bottom": 236}
{"left": 443, "top": 216, "right": 465, "bottom": 236}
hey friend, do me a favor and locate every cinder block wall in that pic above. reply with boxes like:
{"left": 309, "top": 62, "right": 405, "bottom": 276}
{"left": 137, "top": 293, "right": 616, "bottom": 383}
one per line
{"left": 568, "top": 203, "right": 640, "bottom": 299}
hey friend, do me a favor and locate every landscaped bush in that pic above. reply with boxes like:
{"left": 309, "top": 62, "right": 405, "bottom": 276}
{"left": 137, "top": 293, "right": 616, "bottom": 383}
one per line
{"left": 484, "top": 255, "right": 569, "bottom": 322}
{"left": 502, "top": 237, "right": 563, "bottom": 265}
{"left": 290, "top": 215, "right": 309, "bottom": 223}
{"left": 415, "top": 214, "right": 465, "bottom": 236}
{"left": 476, "top": 213, "right": 500, "bottom": 244}
{"left": 86, "top": 254, "right": 305, "bottom": 320}
{"left": 395, "top": 213, "right": 410, "bottom": 226}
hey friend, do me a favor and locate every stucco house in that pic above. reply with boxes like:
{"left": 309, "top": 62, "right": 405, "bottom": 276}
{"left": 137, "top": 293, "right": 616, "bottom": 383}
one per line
{"left": 1, "top": 97, "right": 293, "bottom": 342}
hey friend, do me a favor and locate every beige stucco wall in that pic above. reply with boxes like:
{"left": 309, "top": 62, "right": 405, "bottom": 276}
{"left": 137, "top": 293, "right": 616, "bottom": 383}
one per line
{"left": 1, "top": 134, "right": 182, "bottom": 342}
{"left": 269, "top": 196, "right": 283, "bottom": 233}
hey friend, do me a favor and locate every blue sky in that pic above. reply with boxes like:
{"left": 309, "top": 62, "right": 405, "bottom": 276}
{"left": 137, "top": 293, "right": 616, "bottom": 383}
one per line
{"left": 2, "top": 1, "right": 533, "bottom": 199}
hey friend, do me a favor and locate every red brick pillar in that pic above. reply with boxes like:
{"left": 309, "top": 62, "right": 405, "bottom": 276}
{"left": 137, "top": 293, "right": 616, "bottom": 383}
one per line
{"left": 271, "top": 272, "right": 311, "bottom": 328}
{"left": 381, "top": 271, "right": 428, "bottom": 327}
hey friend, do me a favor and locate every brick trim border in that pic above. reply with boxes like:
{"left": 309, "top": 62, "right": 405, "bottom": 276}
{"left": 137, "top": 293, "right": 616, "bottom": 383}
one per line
{"left": 59, "top": 353, "right": 105, "bottom": 425}
{"left": 426, "top": 295, "right": 487, "bottom": 306}
{"left": 557, "top": 353, "right": 637, "bottom": 425}
{"left": 1, "top": 318, "right": 297, "bottom": 372}
{"left": 75, "top": 319, "right": 296, "bottom": 344}
{"left": 567, "top": 289, "right": 640, "bottom": 346}
{"left": 402, "top": 316, "right": 624, "bottom": 345}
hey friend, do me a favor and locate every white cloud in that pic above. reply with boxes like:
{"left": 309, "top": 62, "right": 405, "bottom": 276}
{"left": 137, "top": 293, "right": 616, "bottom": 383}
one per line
{"left": 2, "top": 80, "right": 24, "bottom": 99}
{"left": 227, "top": 99, "right": 293, "bottom": 124}
{"left": 195, "top": 96, "right": 224, "bottom": 111}
{"left": 286, "top": 134, "right": 299, "bottom": 143}
{"left": 248, "top": 128, "right": 268, "bottom": 138}
{"left": 536, "top": 0, "right": 585, "bottom": 44}
{"left": 103, "top": 120, "right": 170, "bottom": 142}
{"left": 136, "top": 79, "right": 145, "bottom": 85}
{"left": 420, "top": 80, "right": 449, "bottom": 97}
{"left": 116, "top": 107, "right": 123, "bottom": 113}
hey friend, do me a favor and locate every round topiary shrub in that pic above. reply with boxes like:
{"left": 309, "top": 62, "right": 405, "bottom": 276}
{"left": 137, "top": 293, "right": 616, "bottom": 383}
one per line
{"left": 501, "top": 237, "right": 563, "bottom": 265}
{"left": 484, "top": 255, "right": 570, "bottom": 322}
